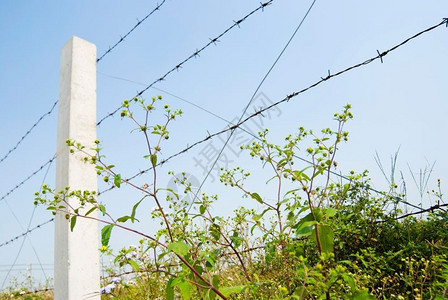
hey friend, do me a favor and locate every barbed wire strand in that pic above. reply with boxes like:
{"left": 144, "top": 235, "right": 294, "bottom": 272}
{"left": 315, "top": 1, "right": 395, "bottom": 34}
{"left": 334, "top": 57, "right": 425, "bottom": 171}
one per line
{"left": 96, "top": 0, "right": 276, "bottom": 126}
{"left": 187, "top": 0, "right": 318, "bottom": 213}
{"left": 0, "top": 219, "right": 54, "bottom": 249}
{"left": 110, "top": 83, "right": 426, "bottom": 212}
{"left": 1, "top": 157, "right": 54, "bottom": 288}
{"left": 379, "top": 203, "right": 448, "bottom": 222}
{"left": 0, "top": 155, "right": 56, "bottom": 204}
{"left": 96, "top": 73, "right": 424, "bottom": 210}
{"left": 98, "top": 18, "right": 448, "bottom": 200}
{"left": 0, "top": 3, "right": 165, "bottom": 167}
{"left": 0, "top": 100, "right": 58, "bottom": 167}
{"left": 0, "top": 1, "right": 272, "bottom": 196}
{"left": 96, "top": 0, "right": 167, "bottom": 63}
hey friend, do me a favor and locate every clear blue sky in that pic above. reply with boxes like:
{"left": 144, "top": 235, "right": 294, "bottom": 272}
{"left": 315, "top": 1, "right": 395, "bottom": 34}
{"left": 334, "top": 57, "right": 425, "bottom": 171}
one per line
{"left": 0, "top": 0, "right": 447, "bottom": 289}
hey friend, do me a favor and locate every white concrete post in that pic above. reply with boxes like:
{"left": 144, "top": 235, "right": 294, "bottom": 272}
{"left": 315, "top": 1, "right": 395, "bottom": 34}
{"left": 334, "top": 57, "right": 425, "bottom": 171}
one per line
{"left": 55, "top": 36, "right": 100, "bottom": 300}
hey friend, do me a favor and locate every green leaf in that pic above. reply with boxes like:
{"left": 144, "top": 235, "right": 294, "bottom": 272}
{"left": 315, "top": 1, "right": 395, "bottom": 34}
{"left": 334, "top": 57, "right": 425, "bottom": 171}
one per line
{"left": 324, "top": 207, "right": 337, "bottom": 218}
{"left": 166, "top": 278, "right": 175, "bottom": 300}
{"left": 168, "top": 241, "right": 191, "bottom": 257}
{"left": 130, "top": 198, "right": 145, "bottom": 222}
{"left": 114, "top": 174, "right": 121, "bottom": 188}
{"left": 219, "top": 285, "right": 246, "bottom": 297}
{"left": 230, "top": 232, "right": 242, "bottom": 248}
{"left": 99, "top": 204, "right": 106, "bottom": 215}
{"left": 277, "top": 158, "right": 288, "bottom": 169}
{"left": 351, "top": 289, "right": 375, "bottom": 300}
{"left": 128, "top": 259, "right": 140, "bottom": 271}
{"left": 294, "top": 212, "right": 315, "bottom": 231}
{"left": 116, "top": 216, "right": 131, "bottom": 223}
{"left": 312, "top": 225, "right": 334, "bottom": 254}
{"left": 342, "top": 273, "right": 356, "bottom": 291}
{"left": 101, "top": 224, "right": 114, "bottom": 247}
{"left": 209, "top": 223, "right": 221, "bottom": 241}
{"left": 150, "top": 154, "right": 157, "bottom": 166}
{"left": 200, "top": 205, "right": 206, "bottom": 215}
{"left": 250, "top": 192, "right": 263, "bottom": 204}
{"left": 70, "top": 216, "right": 77, "bottom": 232}
{"left": 84, "top": 206, "right": 97, "bottom": 217}
{"left": 342, "top": 183, "right": 350, "bottom": 195}
{"left": 208, "top": 274, "right": 220, "bottom": 300}
{"left": 312, "top": 166, "right": 325, "bottom": 179}
{"left": 312, "top": 208, "right": 324, "bottom": 222}
{"left": 177, "top": 280, "right": 191, "bottom": 300}
{"left": 293, "top": 166, "right": 312, "bottom": 181}
{"left": 296, "top": 220, "right": 317, "bottom": 237}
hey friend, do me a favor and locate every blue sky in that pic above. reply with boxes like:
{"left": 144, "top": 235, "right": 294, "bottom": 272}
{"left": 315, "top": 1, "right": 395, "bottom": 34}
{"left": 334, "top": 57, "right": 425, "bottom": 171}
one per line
{"left": 0, "top": 0, "right": 447, "bottom": 289}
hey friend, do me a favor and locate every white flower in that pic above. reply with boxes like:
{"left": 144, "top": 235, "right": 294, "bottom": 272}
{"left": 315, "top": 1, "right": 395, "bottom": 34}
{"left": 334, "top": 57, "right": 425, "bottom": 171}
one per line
{"left": 100, "top": 283, "right": 116, "bottom": 294}
{"left": 111, "top": 277, "right": 121, "bottom": 283}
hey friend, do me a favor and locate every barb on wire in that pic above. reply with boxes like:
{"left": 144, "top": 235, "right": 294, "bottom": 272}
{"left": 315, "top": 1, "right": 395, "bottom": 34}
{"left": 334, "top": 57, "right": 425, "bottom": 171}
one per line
{"left": 376, "top": 203, "right": 448, "bottom": 223}
{"left": 97, "top": 0, "right": 276, "bottom": 126}
{"left": 98, "top": 18, "right": 447, "bottom": 204}
{"left": 0, "top": 100, "right": 57, "bottom": 166}
{"left": 0, "top": 155, "right": 56, "bottom": 203}
{"left": 0, "top": 2, "right": 168, "bottom": 164}
{"left": 97, "top": 0, "right": 167, "bottom": 63}
{"left": 0, "top": 218, "right": 54, "bottom": 248}
{"left": 186, "top": 0, "right": 318, "bottom": 213}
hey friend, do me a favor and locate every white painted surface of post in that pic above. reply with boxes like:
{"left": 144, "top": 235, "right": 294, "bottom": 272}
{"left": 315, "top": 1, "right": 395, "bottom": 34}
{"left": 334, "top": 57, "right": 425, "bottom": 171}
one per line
{"left": 55, "top": 36, "right": 100, "bottom": 300}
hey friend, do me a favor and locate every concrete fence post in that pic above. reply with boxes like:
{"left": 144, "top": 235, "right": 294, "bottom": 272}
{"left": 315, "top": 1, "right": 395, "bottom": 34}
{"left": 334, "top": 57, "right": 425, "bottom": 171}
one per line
{"left": 55, "top": 36, "right": 100, "bottom": 300}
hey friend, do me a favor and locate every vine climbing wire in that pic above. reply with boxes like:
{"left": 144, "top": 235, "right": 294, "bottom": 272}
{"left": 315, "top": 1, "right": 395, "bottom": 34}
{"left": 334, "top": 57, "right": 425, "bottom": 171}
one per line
{"left": 0, "top": 155, "right": 56, "bottom": 203}
{"left": 98, "top": 18, "right": 448, "bottom": 199}
{"left": 0, "top": 219, "right": 54, "bottom": 249}
{"left": 0, "top": 100, "right": 58, "bottom": 167}
{"left": 96, "top": 0, "right": 167, "bottom": 63}
{"left": 96, "top": 0, "right": 276, "bottom": 126}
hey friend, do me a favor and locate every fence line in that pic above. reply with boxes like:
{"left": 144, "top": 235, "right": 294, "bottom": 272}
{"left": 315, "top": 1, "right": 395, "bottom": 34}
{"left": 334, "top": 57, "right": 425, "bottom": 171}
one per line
{"left": 0, "top": 101, "right": 57, "bottom": 167}
{"left": 187, "top": 0, "right": 318, "bottom": 213}
{"left": 96, "top": 0, "right": 276, "bottom": 126}
{"left": 98, "top": 18, "right": 447, "bottom": 209}
{"left": 0, "top": 219, "right": 54, "bottom": 249}
{"left": 96, "top": 0, "right": 168, "bottom": 62}
{"left": 0, "top": 2, "right": 165, "bottom": 168}
{"left": 0, "top": 156, "right": 56, "bottom": 204}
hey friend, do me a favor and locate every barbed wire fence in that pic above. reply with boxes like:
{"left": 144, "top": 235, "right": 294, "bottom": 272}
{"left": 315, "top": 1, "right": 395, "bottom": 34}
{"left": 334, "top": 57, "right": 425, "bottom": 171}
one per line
{"left": 0, "top": 0, "right": 169, "bottom": 177}
{"left": 96, "top": 0, "right": 276, "bottom": 126}
{"left": 98, "top": 18, "right": 448, "bottom": 216}
{"left": 96, "top": 0, "right": 167, "bottom": 63}
{"left": 0, "top": 0, "right": 446, "bottom": 293}
{"left": 0, "top": 1, "right": 172, "bottom": 290}
{"left": 0, "top": 0, "right": 279, "bottom": 291}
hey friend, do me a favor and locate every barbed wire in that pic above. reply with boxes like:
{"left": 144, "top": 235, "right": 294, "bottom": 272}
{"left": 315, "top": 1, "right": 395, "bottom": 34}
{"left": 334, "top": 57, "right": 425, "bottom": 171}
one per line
{"left": 0, "top": 155, "right": 56, "bottom": 203}
{"left": 96, "top": 0, "right": 275, "bottom": 126}
{"left": 97, "top": 0, "right": 167, "bottom": 63}
{"left": 0, "top": 100, "right": 57, "bottom": 167}
{"left": 187, "top": 0, "right": 318, "bottom": 213}
{"left": 0, "top": 154, "right": 55, "bottom": 289}
{"left": 98, "top": 18, "right": 448, "bottom": 199}
{"left": 1, "top": 3, "right": 164, "bottom": 167}
{"left": 377, "top": 203, "right": 448, "bottom": 222}
{"left": 0, "top": 0, "right": 274, "bottom": 200}
{"left": 0, "top": 219, "right": 54, "bottom": 249}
